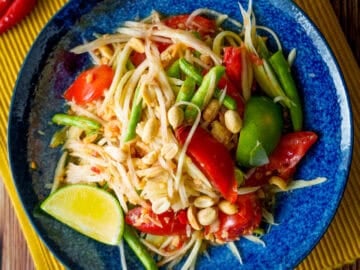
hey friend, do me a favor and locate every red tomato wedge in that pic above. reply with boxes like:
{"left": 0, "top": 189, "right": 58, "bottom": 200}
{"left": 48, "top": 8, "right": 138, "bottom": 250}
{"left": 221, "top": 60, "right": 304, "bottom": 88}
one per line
{"left": 245, "top": 131, "right": 318, "bottom": 186}
{"left": 125, "top": 207, "right": 188, "bottom": 235}
{"left": 175, "top": 126, "right": 238, "bottom": 203}
{"left": 63, "top": 65, "right": 114, "bottom": 105}
{"left": 223, "top": 46, "right": 244, "bottom": 87}
{"left": 163, "top": 14, "right": 216, "bottom": 36}
{"left": 210, "top": 193, "right": 262, "bottom": 242}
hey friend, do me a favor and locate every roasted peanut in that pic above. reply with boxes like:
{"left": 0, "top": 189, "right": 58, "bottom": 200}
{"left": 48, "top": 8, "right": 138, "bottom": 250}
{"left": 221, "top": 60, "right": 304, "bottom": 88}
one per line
{"left": 187, "top": 205, "right": 202, "bottom": 230}
{"left": 203, "top": 99, "right": 221, "bottom": 123}
{"left": 197, "top": 207, "right": 218, "bottom": 226}
{"left": 224, "top": 110, "right": 242, "bottom": 133}
{"left": 161, "top": 143, "right": 179, "bottom": 160}
{"left": 218, "top": 200, "right": 238, "bottom": 215}
{"left": 193, "top": 195, "right": 216, "bottom": 208}
{"left": 210, "top": 120, "right": 232, "bottom": 145}
{"left": 167, "top": 106, "right": 184, "bottom": 129}
{"left": 142, "top": 117, "right": 159, "bottom": 143}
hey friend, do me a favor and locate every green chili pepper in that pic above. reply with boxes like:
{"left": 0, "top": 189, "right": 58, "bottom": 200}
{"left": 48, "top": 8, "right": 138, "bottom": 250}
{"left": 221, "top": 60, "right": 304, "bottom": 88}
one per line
{"left": 123, "top": 87, "right": 143, "bottom": 142}
{"left": 166, "top": 59, "right": 181, "bottom": 78}
{"left": 236, "top": 96, "right": 283, "bottom": 167}
{"left": 52, "top": 114, "right": 101, "bottom": 131}
{"left": 176, "top": 76, "right": 196, "bottom": 102}
{"left": 185, "top": 65, "right": 225, "bottom": 121}
{"left": 178, "top": 58, "right": 203, "bottom": 84}
{"left": 269, "top": 50, "right": 303, "bottom": 131}
{"left": 123, "top": 225, "right": 158, "bottom": 270}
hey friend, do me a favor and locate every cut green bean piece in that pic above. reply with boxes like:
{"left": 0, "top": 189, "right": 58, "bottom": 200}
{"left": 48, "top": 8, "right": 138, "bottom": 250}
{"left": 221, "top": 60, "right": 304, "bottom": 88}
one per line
{"left": 179, "top": 58, "right": 203, "bottom": 84}
{"left": 269, "top": 50, "right": 303, "bottom": 131}
{"left": 123, "top": 225, "right": 158, "bottom": 270}
{"left": 166, "top": 59, "right": 181, "bottom": 78}
{"left": 52, "top": 114, "right": 101, "bottom": 131}
{"left": 185, "top": 65, "right": 225, "bottom": 121}
{"left": 214, "top": 89, "right": 237, "bottom": 110}
{"left": 123, "top": 87, "right": 143, "bottom": 142}
{"left": 176, "top": 76, "right": 196, "bottom": 102}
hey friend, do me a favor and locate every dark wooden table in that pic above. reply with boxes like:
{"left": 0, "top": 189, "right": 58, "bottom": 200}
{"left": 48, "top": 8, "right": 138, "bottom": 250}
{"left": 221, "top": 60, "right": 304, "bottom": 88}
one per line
{"left": 0, "top": 1, "right": 359, "bottom": 269}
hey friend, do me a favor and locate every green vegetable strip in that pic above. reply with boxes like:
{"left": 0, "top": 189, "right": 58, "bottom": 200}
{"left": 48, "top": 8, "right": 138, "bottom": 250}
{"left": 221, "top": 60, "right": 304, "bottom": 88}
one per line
{"left": 256, "top": 36, "right": 271, "bottom": 60}
{"left": 178, "top": 58, "right": 237, "bottom": 110}
{"left": 123, "top": 225, "right": 158, "bottom": 270}
{"left": 185, "top": 65, "right": 225, "bottom": 121}
{"left": 166, "top": 59, "right": 181, "bottom": 78}
{"left": 178, "top": 58, "right": 203, "bottom": 84}
{"left": 123, "top": 86, "right": 143, "bottom": 142}
{"left": 269, "top": 50, "right": 303, "bottom": 131}
{"left": 49, "top": 126, "right": 68, "bottom": 148}
{"left": 176, "top": 76, "right": 196, "bottom": 102}
{"left": 214, "top": 89, "right": 237, "bottom": 110}
{"left": 52, "top": 114, "right": 101, "bottom": 131}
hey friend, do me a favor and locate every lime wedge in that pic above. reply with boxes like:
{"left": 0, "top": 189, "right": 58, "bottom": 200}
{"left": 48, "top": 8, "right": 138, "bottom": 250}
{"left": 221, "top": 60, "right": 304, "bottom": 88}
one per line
{"left": 41, "top": 184, "right": 124, "bottom": 245}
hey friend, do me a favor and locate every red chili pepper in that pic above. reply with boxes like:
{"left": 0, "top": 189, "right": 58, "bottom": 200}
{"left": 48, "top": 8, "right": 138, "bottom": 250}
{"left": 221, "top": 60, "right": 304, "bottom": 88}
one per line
{"left": 175, "top": 125, "right": 238, "bottom": 203}
{"left": 209, "top": 193, "right": 262, "bottom": 242}
{"left": 0, "top": 0, "right": 37, "bottom": 34}
{"left": 0, "top": 0, "right": 13, "bottom": 18}
{"left": 125, "top": 207, "right": 189, "bottom": 235}
{"left": 245, "top": 131, "right": 318, "bottom": 186}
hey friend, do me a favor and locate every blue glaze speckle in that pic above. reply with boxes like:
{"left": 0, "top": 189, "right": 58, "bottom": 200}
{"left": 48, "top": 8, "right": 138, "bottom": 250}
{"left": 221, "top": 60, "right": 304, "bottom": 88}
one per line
{"left": 7, "top": 0, "right": 353, "bottom": 269}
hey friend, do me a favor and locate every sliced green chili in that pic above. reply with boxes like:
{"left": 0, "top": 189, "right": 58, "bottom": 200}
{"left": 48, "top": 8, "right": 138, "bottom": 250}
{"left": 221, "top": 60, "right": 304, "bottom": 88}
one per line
{"left": 52, "top": 114, "right": 101, "bottom": 131}
{"left": 269, "top": 50, "right": 303, "bottom": 131}
{"left": 123, "top": 87, "right": 143, "bottom": 142}
{"left": 176, "top": 76, "right": 196, "bottom": 102}
{"left": 123, "top": 225, "right": 158, "bottom": 270}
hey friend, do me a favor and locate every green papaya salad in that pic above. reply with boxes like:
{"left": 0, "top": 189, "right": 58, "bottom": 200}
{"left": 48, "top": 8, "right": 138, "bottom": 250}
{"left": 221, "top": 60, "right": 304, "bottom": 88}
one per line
{"left": 43, "top": 1, "right": 326, "bottom": 269}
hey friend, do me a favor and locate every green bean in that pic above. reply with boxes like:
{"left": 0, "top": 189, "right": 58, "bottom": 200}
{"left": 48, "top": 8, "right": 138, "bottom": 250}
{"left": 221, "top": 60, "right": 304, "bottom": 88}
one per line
{"left": 185, "top": 65, "right": 225, "bottom": 121}
{"left": 52, "top": 114, "right": 101, "bottom": 131}
{"left": 123, "top": 87, "right": 143, "bottom": 142}
{"left": 214, "top": 89, "right": 237, "bottom": 110}
{"left": 178, "top": 58, "right": 203, "bottom": 84}
{"left": 166, "top": 59, "right": 181, "bottom": 78}
{"left": 269, "top": 50, "right": 303, "bottom": 131}
{"left": 123, "top": 225, "right": 158, "bottom": 270}
{"left": 176, "top": 76, "right": 196, "bottom": 102}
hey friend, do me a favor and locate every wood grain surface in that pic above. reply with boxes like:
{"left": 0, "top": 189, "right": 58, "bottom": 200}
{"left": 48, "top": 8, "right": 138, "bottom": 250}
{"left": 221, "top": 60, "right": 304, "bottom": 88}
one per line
{"left": 0, "top": 0, "right": 359, "bottom": 270}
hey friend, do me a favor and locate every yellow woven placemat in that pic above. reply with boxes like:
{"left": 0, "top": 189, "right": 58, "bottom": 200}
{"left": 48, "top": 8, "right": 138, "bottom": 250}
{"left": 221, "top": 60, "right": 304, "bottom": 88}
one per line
{"left": 0, "top": 0, "right": 359, "bottom": 269}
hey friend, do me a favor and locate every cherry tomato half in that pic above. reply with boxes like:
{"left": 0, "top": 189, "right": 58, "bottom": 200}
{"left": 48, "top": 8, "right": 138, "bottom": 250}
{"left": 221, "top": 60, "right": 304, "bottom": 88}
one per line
{"left": 125, "top": 207, "right": 188, "bottom": 235}
{"left": 63, "top": 65, "right": 114, "bottom": 105}
{"left": 245, "top": 131, "right": 318, "bottom": 186}
{"left": 163, "top": 14, "right": 216, "bottom": 36}
{"left": 210, "top": 193, "right": 262, "bottom": 242}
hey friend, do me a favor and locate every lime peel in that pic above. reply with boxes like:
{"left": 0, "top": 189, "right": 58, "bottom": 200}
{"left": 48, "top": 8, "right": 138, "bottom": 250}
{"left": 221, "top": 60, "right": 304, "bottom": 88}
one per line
{"left": 40, "top": 184, "right": 124, "bottom": 245}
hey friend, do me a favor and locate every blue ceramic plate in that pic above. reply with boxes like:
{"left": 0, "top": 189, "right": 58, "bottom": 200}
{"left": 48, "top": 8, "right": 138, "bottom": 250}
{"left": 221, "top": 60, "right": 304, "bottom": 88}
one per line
{"left": 8, "top": 0, "right": 353, "bottom": 269}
